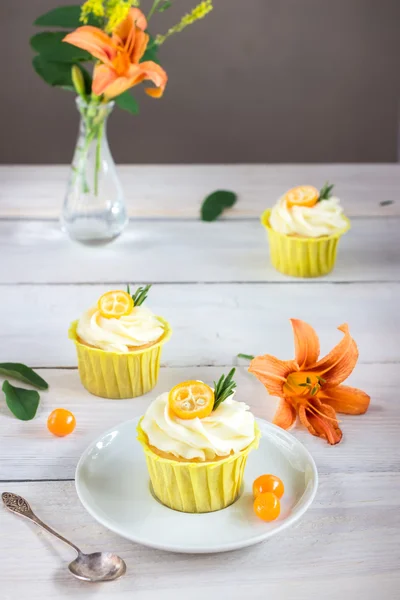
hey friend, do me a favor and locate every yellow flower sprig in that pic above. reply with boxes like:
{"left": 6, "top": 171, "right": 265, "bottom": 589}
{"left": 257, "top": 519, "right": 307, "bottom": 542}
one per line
{"left": 80, "top": 0, "right": 141, "bottom": 31}
{"left": 80, "top": 0, "right": 105, "bottom": 23}
{"left": 155, "top": 0, "right": 213, "bottom": 45}
{"left": 105, "top": 0, "right": 133, "bottom": 32}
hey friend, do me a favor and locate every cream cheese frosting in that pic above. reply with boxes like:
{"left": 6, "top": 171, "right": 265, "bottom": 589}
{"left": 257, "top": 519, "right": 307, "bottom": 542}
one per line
{"left": 141, "top": 391, "right": 256, "bottom": 461}
{"left": 77, "top": 304, "right": 165, "bottom": 352}
{"left": 269, "top": 195, "right": 348, "bottom": 238}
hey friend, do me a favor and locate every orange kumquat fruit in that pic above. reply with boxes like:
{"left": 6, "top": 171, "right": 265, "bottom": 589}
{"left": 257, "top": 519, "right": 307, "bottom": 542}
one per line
{"left": 47, "top": 408, "right": 76, "bottom": 437}
{"left": 169, "top": 381, "right": 214, "bottom": 420}
{"left": 98, "top": 290, "right": 133, "bottom": 319}
{"left": 253, "top": 474, "right": 284, "bottom": 499}
{"left": 285, "top": 185, "right": 319, "bottom": 208}
{"left": 253, "top": 492, "right": 280, "bottom": 522}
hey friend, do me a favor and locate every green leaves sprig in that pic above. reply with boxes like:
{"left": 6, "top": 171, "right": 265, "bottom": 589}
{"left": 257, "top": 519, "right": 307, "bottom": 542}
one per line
{"left": 31, "top": 6, "right": 94, "bottom": 95}
{"left": 213, "top": 368, "right": 236, "bottom": 410}
{"left": 0, "top": 364, "right": 49, "bottom": 421}
{"left": 201, "top": 190, "right": 237, "bottom": 222}
{"left": 319, "top": 182, "right": 334, "bottom": 201}
{"left": 127, "top": 284, "right": 152, "bottom": 306}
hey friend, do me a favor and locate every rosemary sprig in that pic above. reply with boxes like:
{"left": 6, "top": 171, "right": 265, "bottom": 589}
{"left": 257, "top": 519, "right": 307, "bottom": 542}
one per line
{"left": 319, "top": 181, "right": 334, "bottom": 201}
{"left": 213, "top": 368, "right": 236, "bottom": 410}
{"left": 127, "top": 284, "right": 152, "bottom": 306}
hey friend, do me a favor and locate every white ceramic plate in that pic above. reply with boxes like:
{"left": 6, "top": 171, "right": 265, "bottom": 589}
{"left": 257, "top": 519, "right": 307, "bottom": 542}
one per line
{"left": 76, "top": 417, "right": 318, "bottom": 554}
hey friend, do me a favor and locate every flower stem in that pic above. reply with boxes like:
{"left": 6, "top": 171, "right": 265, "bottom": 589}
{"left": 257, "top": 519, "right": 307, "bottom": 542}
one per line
{"left": 237, "top": 353, "right": 255, "bottom": 361}
{"left": 94, "top": 122, "right": 103, "bottom": 196}
{"left": 147, "top": 0, "right": 162, "bottom": 20}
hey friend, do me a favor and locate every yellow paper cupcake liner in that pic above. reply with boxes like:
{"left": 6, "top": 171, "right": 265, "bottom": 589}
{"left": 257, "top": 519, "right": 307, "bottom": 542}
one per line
{"left": 137, "top": 421, "right": 260, "bottom": 513}
{"left": 261, "top": 209, "right": 350, "bottom": 278}
{"left": 69, "top": 318, "right": 172, "bottom": 399}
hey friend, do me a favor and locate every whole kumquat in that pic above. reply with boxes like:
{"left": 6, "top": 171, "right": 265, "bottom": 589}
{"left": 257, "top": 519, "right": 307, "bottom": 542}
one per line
{"left": 47, "top": 408, "right": 76, "bottom": 437}
{"left": 253, "top": 492, "right": 280, "bottom": 522}
{"left": 253, "top": 474, "right": 284, "bottom": 499}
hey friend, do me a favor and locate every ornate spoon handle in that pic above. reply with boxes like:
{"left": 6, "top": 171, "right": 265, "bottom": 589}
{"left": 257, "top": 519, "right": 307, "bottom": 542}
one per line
{"left": 2, "top": 492, "right": 81, "bottom": 555}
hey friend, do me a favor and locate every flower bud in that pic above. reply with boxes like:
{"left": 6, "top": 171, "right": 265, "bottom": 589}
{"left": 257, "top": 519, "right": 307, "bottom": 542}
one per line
{"left": 71, "top": 65, "right": 86, "bottom": 99}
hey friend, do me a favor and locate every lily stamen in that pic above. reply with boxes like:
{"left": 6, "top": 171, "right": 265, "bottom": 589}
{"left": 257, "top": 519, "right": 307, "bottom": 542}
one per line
{"left": 306, "top": 401, "right": 342, "bottom": 424}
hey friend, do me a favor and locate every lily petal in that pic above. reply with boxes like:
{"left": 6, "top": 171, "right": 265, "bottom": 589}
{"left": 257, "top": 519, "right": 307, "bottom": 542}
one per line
{"left": 98, "top": 64, "right": 145, "bottom": 99}
{"left": 145, "top": 87, "right": 164, "bottom": 98}
{"left": 63, "top": 27, "right": 116, "bottom": 65}
{"left": 92, "top": 64, "right": 118, "bottom": 96}
{"left": 273, "top": 398, "right": 296, "bottom": 430}
{"left": 319, "top": 385, "right": 370, "bottom": 415}
{"left": 309, "top": 324, "right": 358, "bottom": 386}
{"left": 249, "top": 355, "right": 298, "bottom": 396}
{"left": 131, "top": 30, "right": 149, "bottom": 64}
{"left": 113, "top": 7, "right": 147, "bottom": 44}
{"left": 290, "top": 319, "right": 320, "bottom": 369}
{"left": 299, "top": 400, "right": 342, "bottom": 445}
{"left": 140, "top": 61, "right": 168, "bottom": 97}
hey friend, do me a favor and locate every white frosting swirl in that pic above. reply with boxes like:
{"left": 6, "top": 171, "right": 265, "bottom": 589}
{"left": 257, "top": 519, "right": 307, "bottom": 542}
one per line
{"left": 269, "top": 195, "right": 348, "bottom": 237}
{"left": 77, "top": 305, "right": 165, "bottom": 352}
{"left": 141, "top": 392, "right": 255, "bottom": 461}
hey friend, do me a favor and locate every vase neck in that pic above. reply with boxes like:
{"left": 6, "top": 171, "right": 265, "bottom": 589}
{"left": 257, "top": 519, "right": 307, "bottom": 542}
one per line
{"left": 76, "top": 97, "right": 114, "bottom": 134}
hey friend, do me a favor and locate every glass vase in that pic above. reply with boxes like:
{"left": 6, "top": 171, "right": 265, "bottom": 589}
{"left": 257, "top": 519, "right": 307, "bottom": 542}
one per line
{"left": 61, "top": 98, "right": 128, "bottom": 245}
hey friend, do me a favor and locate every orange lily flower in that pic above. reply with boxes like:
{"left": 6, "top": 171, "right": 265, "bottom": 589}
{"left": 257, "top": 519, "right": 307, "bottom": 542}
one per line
{"left": 249, "top": 320, "right": 370, "bottom": 445}
{"left": 63, "top": 8, "right": 167, "bottom": 99}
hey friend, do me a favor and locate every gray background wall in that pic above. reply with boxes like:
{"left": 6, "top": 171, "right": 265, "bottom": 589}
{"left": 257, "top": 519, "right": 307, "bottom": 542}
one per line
{"left": 1, "top": 0, "right": 400, "bottom": 164}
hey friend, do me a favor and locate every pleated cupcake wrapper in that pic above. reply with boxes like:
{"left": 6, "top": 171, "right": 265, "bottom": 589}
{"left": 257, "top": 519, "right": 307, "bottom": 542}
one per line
{"left": 69, "top": 318, "right": 172, "bottom": 399}
{"left": 137, "top": 421, "right": 260, "bottom": 513}
{"left": 261, "top": 209, "right": 350, "bottom": 278}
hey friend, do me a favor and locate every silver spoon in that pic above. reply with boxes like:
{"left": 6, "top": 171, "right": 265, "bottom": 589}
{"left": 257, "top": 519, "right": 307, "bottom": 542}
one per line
{"left": 2, "top": 492, "right": 126, "bottom": 582}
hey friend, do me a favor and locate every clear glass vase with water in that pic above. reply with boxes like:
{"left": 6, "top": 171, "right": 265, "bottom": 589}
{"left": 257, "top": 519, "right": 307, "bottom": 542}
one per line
{"left": 61, "top": 98, "right": 128, "bottom": 245}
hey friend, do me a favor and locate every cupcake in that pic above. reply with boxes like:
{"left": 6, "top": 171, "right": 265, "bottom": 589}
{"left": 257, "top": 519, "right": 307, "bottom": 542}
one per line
{"left": 261, "top": 183, "right": 350, "bottom": 277}
{"left": 137, "top": 369, "right": 260, "bottom": 513}
{"left": 69, "top": 285, "right": 172, "bottom": 399}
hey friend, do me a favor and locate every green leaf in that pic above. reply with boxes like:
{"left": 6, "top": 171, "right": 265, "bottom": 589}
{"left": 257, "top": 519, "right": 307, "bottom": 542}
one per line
{"left": 115, "top": 91, "right": 139, "bottom": 115}
{"left": 213, "top": 368, "right": 237, "bottom": 410}
{"left": 157, "top": 1, "right": 173, "bottom": 12}
{"left": 141, "top": 36, "right": 160, "bottom": 64}
{"left": 33, "top": 56, "right": 92, "bottom": 92}
{"left": 201, "top": 190, "right": 237, "bottom": 222}
{"left": 130, "top": 284, "right": 152, "bottom": 306}
{"left": 34, "top": 5, "right": 99, "bottom": 28}
{"left": 33, "top": 55, "right": 75, "bottom": 87}
{"left": 237, "top": 353, "right": 255, "bottom": 360}
{"left": 30, "top": 32, "right": 92, "bottom": 63}
{"left": 319, "top": 181, "right": 334, "bottom": 201}
{"left": 0, "top": 363, "right": 48, "bottom": 390}
{"left": 2, "top": 381, "right": 40, "bottom": 421}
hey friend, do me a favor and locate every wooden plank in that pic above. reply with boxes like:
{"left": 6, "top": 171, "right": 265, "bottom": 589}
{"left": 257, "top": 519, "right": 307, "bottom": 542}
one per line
{"left": 0, "top": 364, "right": 397, "bottom": 480}
{"left": 0, "top": 283, "right": 398, "bottom": 368}
{"left": 0, "top": 218, "right": 399, "bottom": 284}
{"left": 0, "top": 164, "right": 399, "bottom": 218}
{"left": 0, "top": 478, "right": 399, "bottom": 599}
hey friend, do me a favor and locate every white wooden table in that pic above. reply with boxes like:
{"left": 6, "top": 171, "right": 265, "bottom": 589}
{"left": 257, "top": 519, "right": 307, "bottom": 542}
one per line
{"left": 0, "top": 165, "right": 399, "bottom": 600}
